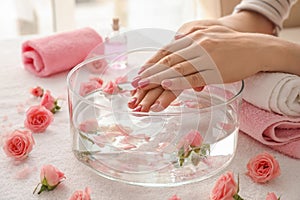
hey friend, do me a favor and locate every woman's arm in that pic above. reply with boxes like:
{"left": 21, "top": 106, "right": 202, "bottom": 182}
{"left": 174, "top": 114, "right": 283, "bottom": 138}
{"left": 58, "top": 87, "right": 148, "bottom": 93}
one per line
{"left": 219, "top": 10, "right": 275, "bottom": 35}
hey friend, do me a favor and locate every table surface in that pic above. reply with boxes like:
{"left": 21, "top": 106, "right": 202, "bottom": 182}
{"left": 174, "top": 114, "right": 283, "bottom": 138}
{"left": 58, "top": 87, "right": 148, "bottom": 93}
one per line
{"left": 0, "top": 28, "right": 300, "bottom": 200}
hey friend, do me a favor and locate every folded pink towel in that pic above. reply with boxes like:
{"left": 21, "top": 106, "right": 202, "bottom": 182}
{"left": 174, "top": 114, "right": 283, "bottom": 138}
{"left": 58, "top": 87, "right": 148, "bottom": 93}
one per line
{"left": 240, "top": 100, "right": 300, "bottom": 159}
{"left": 22, "top": 27, "right": 103, "bottom": 77}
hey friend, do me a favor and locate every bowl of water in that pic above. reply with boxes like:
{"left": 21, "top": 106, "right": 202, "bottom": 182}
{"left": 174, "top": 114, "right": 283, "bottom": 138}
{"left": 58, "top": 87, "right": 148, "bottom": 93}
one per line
{"left": 67, "top": 30, "right": 244, "bottom": 187}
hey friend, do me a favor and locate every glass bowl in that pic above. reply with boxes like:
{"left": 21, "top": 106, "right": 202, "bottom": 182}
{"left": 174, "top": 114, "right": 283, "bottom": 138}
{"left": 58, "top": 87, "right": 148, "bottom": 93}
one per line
{"left": 67, "top": 30, "right": 244, "bottom": 187}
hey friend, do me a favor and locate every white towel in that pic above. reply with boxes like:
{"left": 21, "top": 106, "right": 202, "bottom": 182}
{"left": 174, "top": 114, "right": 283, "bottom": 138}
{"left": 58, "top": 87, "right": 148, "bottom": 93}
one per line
{"left": 243, "top": 72, "right": 300, "bottom": 117}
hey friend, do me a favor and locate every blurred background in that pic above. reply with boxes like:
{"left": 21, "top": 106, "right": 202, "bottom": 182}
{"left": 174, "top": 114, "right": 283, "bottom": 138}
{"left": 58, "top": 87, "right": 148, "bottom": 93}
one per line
{"left": 2, "top": 0, "right": 299, "bottom": 39}
{"left": 0, "top": 0, "right": 204, "bottom": 39}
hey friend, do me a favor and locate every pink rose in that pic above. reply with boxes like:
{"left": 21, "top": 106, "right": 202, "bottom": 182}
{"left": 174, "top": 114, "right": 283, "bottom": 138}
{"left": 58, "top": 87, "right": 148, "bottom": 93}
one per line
{"left": 24, "top": 105, "right": 54, "bottom": 133}
{"left": 246, "top": 152, "right": 281, "bottom": 183}
{"left": 69, "top": 187, "right": 91, "bottom": 200}
{"left": 79, "top": 119, "right": 98, "bottom": 133}
{"left": 210, "top": 171, "right": 238, "bottom": 200}
{"left": 30, "top": 86, "right": 44, "bottom": 97}
{"left": 115, "top": 75, "right": 128, "bottom": 84}
{"left": 34, "top": 164, "right": 65, "bottom": 194}
{"left": 40, "top": 90, "right": 60, "bottom": 113}
{"left": 40, "top": 164, "right": 65, "bottom": 187}
{"left": 79, "top": 79, "right": 103, "bottom": 96}
{"left": 266, "top": 192, "right": 279, "bottom": 200}
{"left": 89, "top": 77, "right": 104, "bottom": 86}
{"left": 103, "top": 81, "right": 120, "bottom": 95}
{"left": 168, "top": 195, "right": 181, "bottom": 200}
{"left": 178, "top": 130, "right": 203, "bottom": 150}
{"left": 3, "top": 129, "right": 35, "bottom": 161}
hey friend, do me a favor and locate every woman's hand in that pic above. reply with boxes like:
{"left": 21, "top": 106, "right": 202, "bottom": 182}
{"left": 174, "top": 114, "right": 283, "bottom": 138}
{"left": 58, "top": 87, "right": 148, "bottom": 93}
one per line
{"left": 128, "top": 26, "right": 297, "bottom": 112}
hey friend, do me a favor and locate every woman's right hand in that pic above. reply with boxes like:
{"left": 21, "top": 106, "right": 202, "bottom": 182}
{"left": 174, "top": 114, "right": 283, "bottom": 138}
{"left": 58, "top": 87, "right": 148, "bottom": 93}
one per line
{"left": 129, "top": 26, "right": 287, "bottom": 112}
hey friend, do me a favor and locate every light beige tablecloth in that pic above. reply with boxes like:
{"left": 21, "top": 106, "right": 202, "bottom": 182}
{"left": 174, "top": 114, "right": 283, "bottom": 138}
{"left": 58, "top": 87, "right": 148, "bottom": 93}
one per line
{"left": 0, "top": 31, "right": 299, "bottom": 200}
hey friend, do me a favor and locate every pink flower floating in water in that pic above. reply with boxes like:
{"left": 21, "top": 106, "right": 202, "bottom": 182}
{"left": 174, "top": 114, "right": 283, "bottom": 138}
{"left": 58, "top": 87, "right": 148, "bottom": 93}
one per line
{"left": 69, "top": 187, "right": 91, "bottom": 200}
{"left": 79, "top": 119, "right": 99, "bottom": 133}
{"left": 115, "top": 75, "right": 128, "bottom": 84}
{"left": 24, "top": 105, "right": 54, "bottom": 133}
{"left": 210, "top": 171, "right": 242, "bottom": 200}
{"left": 103, "top": 80, "right": 121, "bottom": 95}
{"left": 33, "top": 164, "right": 65, "bottom": 195}
{"left": 246, "top": 152, "right": 281, "bottom": 183}
{"left": 40, "top": 90, "right": 61, "bottom": 114}
{"left": 79, "top": 76, "right": 104, "bottom": 96}
{"left": 3, "top": 129, "right": 35, "bottom": 161}
{"left": 30, "top": 86, "right": 44, "bottom": 97}
{"left": 177, "top": 130, "right": 210, "bottom": 166}
{"left": 92, "top": 125, "right": 151, "bottom": 150}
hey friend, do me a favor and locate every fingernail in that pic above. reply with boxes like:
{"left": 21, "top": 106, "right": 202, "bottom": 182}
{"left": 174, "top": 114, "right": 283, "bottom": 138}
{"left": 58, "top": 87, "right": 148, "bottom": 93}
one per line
{"left": 137, "top": 66, "right": 146, "bottom": 74}
{"left": 150, "top": 101, "right": 164, "bottom": 112}
{"left": 138, "top": 79, "right": 150, "bottom": 88}
{"left": 162, "top": 80, "right": 172, "bottom": 88}
{"left": 174, "top": 34, "right": 183, "bottom": 40}
{"left": 133, "top": 105, "right": 142, "bottom": 112}
{"left": 193, "top": 86, "right": 204, "bottom": 92}
{"left": 130, "top": 89, "right": 137, "bottom": 96}
{"left": 128, "top": 97, "right": 137, "bottom": 105}
{"left": 131, "top": 76, "right": 141, "bottom": 88}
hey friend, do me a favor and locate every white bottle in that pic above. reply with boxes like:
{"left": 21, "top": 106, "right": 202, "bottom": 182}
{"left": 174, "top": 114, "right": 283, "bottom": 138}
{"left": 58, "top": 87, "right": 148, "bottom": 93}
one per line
{"left": 105, "top": 18, "right": 127, "bottom": 69}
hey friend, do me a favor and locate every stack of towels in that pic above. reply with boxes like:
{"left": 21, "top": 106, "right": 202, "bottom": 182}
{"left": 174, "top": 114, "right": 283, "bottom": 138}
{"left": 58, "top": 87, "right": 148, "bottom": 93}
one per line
{"left": 241, "top": 72, "right": 300, "bottom": 159}
{"left": 21, "top": 28, "right": 300, "bottom": 159}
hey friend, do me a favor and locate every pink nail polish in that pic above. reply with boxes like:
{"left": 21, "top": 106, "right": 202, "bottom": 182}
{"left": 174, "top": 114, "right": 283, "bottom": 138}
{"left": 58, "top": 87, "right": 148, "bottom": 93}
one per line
{"left": 133, "top": 105, "right": 142, "bottom": 112}
{"left": 130, "top": 89, "right": 137, "bottom": 96}
{"left": 174, "top": 34, "right": 183, "bottom": 40}
{"left": 162, "top": 80, "right": 172, "bottom": 88}
{"left": 138, "top": 79, "right": 150, "bottom": 88}
{"left": 150, "top": 101, "right": 164, "bottom": 112}
{"left": 128, "top": 97, "right": 137, "bottom": 105}
{"left": 131, "top": 77, "right": 141, "bottom": 88}
{"left": 137, "top": 66, "right": 146, "bottom": 74}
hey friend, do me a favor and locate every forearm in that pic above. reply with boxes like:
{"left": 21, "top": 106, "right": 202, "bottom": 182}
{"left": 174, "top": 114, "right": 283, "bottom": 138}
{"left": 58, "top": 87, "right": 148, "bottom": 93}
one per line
{"left": 264, "top": 38, "right": 300, "bottom": 76}
{"left": 219, "top": 10, "right": 275, "bottom": 35}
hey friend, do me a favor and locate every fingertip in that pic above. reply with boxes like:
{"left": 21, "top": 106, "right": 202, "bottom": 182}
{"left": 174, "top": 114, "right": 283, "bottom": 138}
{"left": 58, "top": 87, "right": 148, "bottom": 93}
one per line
{"left": 131, "top": 76, "right": 141, "bottom": 88}
{"left": 127, "top": 97, "right": 137, "bottom": 109}
{"left": 161, "top": 79, "right": 172, "bottom": 89}
{"left": 137, "top": 66, "right": 146, "bottom": 75}
{"left": 150, "top": 101, "right": 164, "bottom": 112}
{"left": 174, "top": 34, "right": 185, "bottom": 40}
{"left": 193, "top": 86, "right": 205, "bottom": 92}
{"left": 132, "top": 105, "right": 142, "bottom": 112}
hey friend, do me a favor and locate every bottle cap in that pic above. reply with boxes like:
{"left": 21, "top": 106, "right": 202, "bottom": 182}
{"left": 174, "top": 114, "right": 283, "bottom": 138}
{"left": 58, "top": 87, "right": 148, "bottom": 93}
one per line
{"left": 112, "top": 18, "right": 120, "bottom": 31}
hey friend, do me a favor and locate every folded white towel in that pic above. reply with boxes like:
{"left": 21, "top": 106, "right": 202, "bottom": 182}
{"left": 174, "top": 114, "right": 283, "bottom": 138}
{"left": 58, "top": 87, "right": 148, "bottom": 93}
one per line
{"left": 243, "top": 72, "right": 300, "bottom": 117}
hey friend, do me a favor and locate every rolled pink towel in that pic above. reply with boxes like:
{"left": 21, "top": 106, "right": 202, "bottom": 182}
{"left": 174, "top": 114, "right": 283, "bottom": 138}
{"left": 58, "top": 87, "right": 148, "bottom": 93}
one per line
{"left": 240, "top": 100, "right": 300, "bottom": 159}
{"left": 22, "top": 27, "right": 103, "bottom": 77}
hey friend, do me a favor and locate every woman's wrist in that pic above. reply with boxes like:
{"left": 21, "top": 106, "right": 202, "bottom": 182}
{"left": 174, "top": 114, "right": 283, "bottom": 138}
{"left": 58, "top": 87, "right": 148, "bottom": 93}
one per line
{"left": 218, "top": 10, "right": 275, "bottom": 35}
{"left": 261, "top": 36, "right": 300, "bottom": 76}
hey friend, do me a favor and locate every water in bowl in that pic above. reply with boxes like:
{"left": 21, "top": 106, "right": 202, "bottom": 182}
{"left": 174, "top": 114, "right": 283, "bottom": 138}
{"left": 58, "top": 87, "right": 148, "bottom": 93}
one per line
{"left": 71, "top": 86, "right": 238, "bottom": 186}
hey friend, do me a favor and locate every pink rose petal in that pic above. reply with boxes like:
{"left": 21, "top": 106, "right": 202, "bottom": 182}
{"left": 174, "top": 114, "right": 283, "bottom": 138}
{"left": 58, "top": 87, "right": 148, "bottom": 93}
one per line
{"left": 2, "top": 115, "right": 8, "bottom": 122}
{"left": 115, "top": 75, "right": 128, "bottom": 84}
{"left": 168, "top": 195, "right": 181, "bottom": 200}
{"left": 15, "top": 165, "right": 37, "bottom": 179}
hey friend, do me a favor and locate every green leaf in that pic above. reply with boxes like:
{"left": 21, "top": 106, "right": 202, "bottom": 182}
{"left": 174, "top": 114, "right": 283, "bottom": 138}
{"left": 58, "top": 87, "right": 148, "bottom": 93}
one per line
{"left": 179, "top": 158, "right": 185, "bottom": 166}
{"left": 37, "top": 184, "right": 48, "bottom": 195}
{"left": 79, "top": 132, "right": 95, "bottom": 144}
{"left": 233, "top": 194, "right": 244, "bottom": 200}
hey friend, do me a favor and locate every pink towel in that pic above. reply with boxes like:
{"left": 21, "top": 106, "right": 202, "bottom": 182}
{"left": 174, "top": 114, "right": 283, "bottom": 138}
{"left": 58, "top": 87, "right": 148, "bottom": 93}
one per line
{"left": 240, "top": 100, "right": 300, "bottom": 159}
{"left": 22, "top": 27, "right": 103, "bottom": 77}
